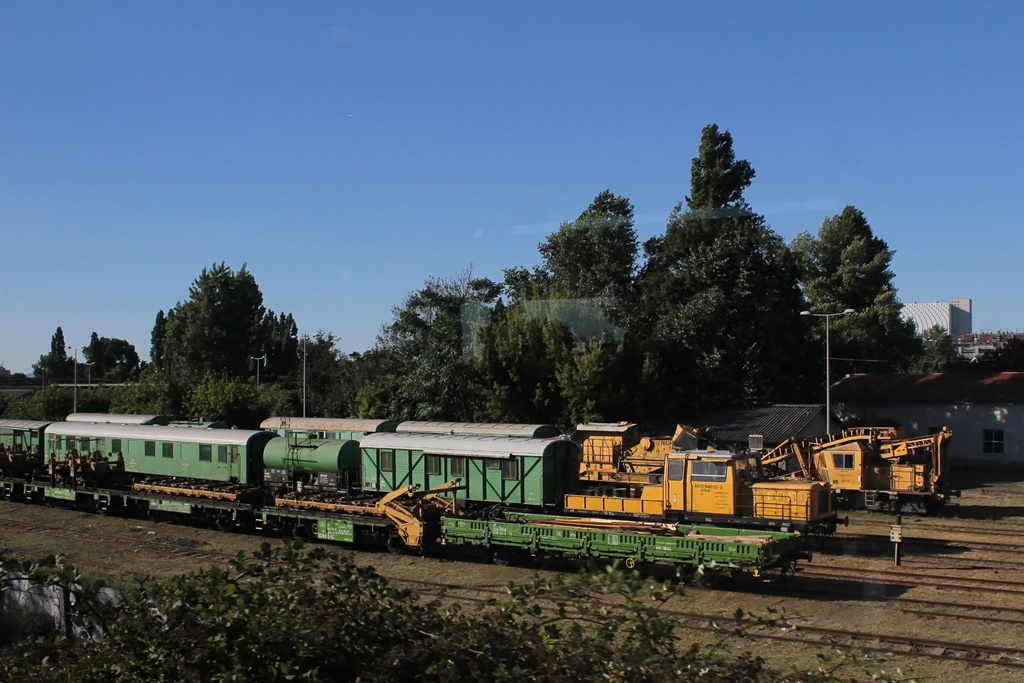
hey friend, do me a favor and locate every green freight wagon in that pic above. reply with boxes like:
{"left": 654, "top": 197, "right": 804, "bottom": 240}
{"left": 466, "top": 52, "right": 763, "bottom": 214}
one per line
{"left": 360, "top": 432, "right": 580, "bottom": 510}
{"left": 440, "top": 514, "right": 808, "bottom": 577}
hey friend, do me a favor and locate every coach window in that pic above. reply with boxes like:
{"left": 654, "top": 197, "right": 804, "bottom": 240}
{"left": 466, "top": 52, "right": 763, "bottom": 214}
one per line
{"left": 231, "top": 446, "right": 240, "bottom": 463}
{"left": 501, "top": 459, "right": 518, "bottom": 480}
{"left": 380, "top": 449, "right": 395, "bottom": 472}
{"left": 199, "top": 444, "right": 212, "bottom": 462}
{"left": 218, "top": 445, "right": 228, "bottom": 463}
{"left": 79, "top": 438, "right": 90, "bottom": 453}
{"left": 450, "top": 457, "right": 466, "bottom": 478}
{"left": 983, "top": 429, "right": 1004, "bottom": 454}
{"left": 111, "top": 439, "right": 121, "bottom": 454}
{"left": 425, "top": 455, "right": 441, "bottom": 476}
{"left": 145, "top": 441, "right": 156, "bottom": 457}
{"left": 162, "top": 442, "right": 174, "bottom": 458}
{"left": 486, "top": 459, "right": 501, "bottom": 471}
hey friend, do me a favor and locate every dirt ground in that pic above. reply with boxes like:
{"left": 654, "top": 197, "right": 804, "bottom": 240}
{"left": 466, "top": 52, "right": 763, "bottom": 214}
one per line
{"left": 1, "top": 467, "right": 1023, "bottom": 682}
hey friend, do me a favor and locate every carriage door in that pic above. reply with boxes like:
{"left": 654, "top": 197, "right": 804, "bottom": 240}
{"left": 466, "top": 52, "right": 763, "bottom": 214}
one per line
{"left": 664, "top": 455, "right": 686, "bottom": 513}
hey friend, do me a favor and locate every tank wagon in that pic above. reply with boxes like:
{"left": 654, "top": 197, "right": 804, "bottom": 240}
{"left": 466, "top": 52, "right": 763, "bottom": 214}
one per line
{"left": 0, "top": 418, "right": 810, "bottom": 581}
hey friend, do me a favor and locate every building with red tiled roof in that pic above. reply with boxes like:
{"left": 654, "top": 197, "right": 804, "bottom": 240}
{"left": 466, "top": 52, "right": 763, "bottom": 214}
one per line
{"left": 831, "top": 372, "right": 1024, "bottom": 468}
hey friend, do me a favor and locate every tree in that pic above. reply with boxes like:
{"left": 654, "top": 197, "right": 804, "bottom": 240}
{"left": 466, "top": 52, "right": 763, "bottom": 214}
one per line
{"left": 150, "top": 262, "right": 308, "bottom": 401}
{"left": 636, "top": 124, "right": 811, "bottom": 417}
{"left": 792, "top": 206, "right": 922, "bottom": 375}
{"left": 83, "top": 332, "right": 141, "bottom": 382}
{"left": 32, "top": 327, "right": 74, "bottom": 381}
{"left": 367, "top": 269, "right": 500, "bottom": 420}
{"left": 980, "top": 338, "right": 1024, "bottom": 371}
{"left": 910, "top": 325, "right": 961, "bottom": 373}
{"left": 505, "top": 190, "right": 639, "bottom": 308}
{"left": 474, "top": 305, "right": 575, "bottom": 423}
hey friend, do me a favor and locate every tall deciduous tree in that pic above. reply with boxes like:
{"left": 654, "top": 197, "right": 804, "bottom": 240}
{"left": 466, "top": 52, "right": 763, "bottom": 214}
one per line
{"left": 84, "top": 332, "right": 141, "bottom": 382}
{"left": 505, "top": 190, "right": 639, "bottom": 308}
{"left": 637, "top": 124, "right": 811, "bottom": 417}
{"left": 362, "top": 268, "right": 500, "bottom": 420}
{"left": 792, "top": 206, "right": 922, "bottom": 374}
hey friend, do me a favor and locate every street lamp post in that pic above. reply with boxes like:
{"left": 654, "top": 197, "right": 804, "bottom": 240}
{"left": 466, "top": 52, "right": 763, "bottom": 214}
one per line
{"left": 292, "top": 334, "right": 308, "bottom": 417}
{"left": 250, "top": 353, "right": 266, "bottom": 387}
{"left": 800, "top": 308, "right": 855, "bottom": 434}
{"left": 86, "top": 361, "right": 94, "bottom": 386}
{"left": 67, "top": 346, "right": 80, "bottom": 414}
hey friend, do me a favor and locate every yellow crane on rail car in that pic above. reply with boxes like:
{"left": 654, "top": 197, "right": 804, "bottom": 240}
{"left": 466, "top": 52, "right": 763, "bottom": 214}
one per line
{"left": 760, "top": 427, "right": 956, "bottom": 513}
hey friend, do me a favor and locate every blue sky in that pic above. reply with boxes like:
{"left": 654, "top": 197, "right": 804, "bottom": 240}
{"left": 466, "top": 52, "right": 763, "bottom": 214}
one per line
{"left": 3, "top": 2, "right": 1022, "bottom": 374}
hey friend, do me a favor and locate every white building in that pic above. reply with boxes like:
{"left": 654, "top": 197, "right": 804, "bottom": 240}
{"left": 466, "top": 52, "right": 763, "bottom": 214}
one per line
{"left": 832, "top": 372, "right": 1024, "bottom": 469}
{"left": 902, "top": 298, "right": 972, "bottom": 337}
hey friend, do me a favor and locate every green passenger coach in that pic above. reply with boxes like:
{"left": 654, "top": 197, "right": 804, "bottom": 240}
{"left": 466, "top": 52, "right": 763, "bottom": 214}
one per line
{"left": 394, "top": 422, "right": 563, "bottom": 439}
{"left": 359, "top": 432, "right": 580, "bottom": 510}
{"left": 260, "top": 417, "right": 402, "bottom": 441}
{"left": 44, "top": 422, "right": 276, "bottom": 485}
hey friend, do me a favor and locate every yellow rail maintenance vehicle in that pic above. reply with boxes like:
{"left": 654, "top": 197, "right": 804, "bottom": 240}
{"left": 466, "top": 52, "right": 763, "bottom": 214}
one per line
{"left": 761, "top": 427, "right": 956, "bottom": 513}
{"left": 565, "top": 445, "right": 837, "bottom": 534}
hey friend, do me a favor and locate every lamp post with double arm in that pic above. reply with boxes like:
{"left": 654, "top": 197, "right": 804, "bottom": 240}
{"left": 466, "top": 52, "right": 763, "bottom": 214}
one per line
{"left": 800, "top": 308, "right": 855, "bottom": 434}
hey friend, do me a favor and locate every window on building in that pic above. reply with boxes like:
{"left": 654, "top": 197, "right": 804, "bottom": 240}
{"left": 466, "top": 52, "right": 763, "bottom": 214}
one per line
{"left": 425, "top": 455, "right": 441, "bottom": 476}
{"left": 218, "top": 445, "right": 228, "bottom": 463}
{"left": 162, "top": 442, "right": 174, "bottom": 458}
{"left": 983, "top": 429, "right": 1005, "bottom": 454}
{"left": 831, "top": 453, "right": 855, "bottom": 469}
{"left": 145, "top": 441, "right": 156, "bottom": 457}
{"left": 450, "top": 457, "right": 466, "bottom": 478}
{"left": 380, "top": 449, "right": 395, "bottom": 472}
{"left": 501, "top": 459, "right": 518, "bottom": 480}
{"left": 199, "top": 445, "right": 212, "bottom": 462}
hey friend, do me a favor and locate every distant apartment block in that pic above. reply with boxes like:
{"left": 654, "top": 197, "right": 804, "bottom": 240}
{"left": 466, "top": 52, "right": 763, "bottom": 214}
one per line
{"left": 903, "top": 298, "right": 973, "bottom": 337}
{"left": 903, "top": 297, "right": 1023, "bottom": 360}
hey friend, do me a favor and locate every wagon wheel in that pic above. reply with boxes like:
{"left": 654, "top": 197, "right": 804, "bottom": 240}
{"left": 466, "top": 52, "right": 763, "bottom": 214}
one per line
{"left": 492, "top": 548, "right": 514, "bottom": 566}
{"left": 385, "top": 533, "right": 405, "bottom": 554}
{"left": 624, "top": 557, "right": 638, "bottom": 570}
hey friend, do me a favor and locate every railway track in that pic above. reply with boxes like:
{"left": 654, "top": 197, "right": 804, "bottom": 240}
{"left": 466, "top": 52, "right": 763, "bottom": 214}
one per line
{"left": 799, "top": 564, "right": 1024, "bottom": 596}
{"left": 398, "top": 576, "right": 1024, "bottom": 670}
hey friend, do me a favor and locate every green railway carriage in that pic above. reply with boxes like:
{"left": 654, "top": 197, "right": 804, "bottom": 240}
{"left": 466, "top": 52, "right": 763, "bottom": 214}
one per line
{"left": 0, "top": 420, "right": 51, "bottom": 477}
{"left": 0, "top": 420, "right": 51, "bottom": 455}
{"left": 395, "top": 422, "right": 564, "bottom": 439}
{"left": 44, "top": 422, "right": 277, "bottom": 485}
{"left": 260, "top": 417, "right": 401, "bottom": 441}
{"left": 65, "top": 413, "right": 172, "bottom": 425}
{"left": 360, "top": 432, "right": 580, "bottom": 509}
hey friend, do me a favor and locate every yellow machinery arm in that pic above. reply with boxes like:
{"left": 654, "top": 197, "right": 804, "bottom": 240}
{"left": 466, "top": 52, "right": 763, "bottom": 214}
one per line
{"left": 878, "top": 428, "right": 952, "bottom": 460}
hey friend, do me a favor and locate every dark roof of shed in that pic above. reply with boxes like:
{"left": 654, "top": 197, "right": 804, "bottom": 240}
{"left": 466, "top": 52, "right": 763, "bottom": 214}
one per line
{"left": 831, "top": 372, "right": 1024, "bottom": 403}
{"left": 684, "top": 404, "right": 823, "bottom": 445}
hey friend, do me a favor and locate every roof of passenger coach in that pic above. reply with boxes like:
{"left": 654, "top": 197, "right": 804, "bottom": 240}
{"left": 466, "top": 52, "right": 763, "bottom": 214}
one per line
{"left": 0, "top": 419, "right": 54, "bottom": 430}
{"left": 361, "top": 432, "right": 575, "bottom": 459}
{"left": 46, "top": 422, "right": 270, "bottom": 446}
{"left": 395, "top": 421, "right": 563, "bottom": 438}
{"left": 259, "top": 417, "right": 401, "bottom": 432}
{"left": 65, "top": 413, "right": 168, "bottom": 425}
